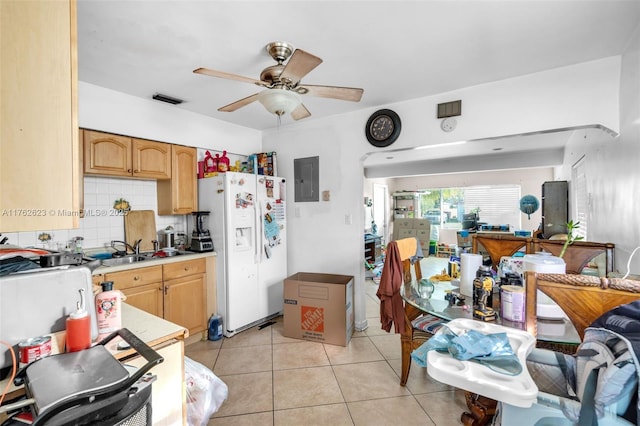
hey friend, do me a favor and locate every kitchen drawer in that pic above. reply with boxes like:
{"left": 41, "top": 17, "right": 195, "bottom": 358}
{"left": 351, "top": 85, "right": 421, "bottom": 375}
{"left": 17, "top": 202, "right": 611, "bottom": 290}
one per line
{"left": 106, "top": 265, "right": 163, "bottom": 290}
{"left": 163, "top": 258, "right": 206, "bottom": 281}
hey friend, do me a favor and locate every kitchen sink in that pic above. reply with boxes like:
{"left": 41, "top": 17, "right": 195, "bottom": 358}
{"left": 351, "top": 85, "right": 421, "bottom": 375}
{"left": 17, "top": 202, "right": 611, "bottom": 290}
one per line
{"left": 100, "top": 254, "right": 148, "bottom": 267}
{"left": 99, "top": 250, "right": 193, "bottom": 267}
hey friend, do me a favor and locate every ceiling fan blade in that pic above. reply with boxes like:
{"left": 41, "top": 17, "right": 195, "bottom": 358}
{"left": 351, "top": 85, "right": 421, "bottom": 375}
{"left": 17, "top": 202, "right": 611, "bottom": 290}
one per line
{"left": 300, "top": 84, "right": 364, "bottom": 102}
{"left": 280, "top": 49, "right": 323, "bottom": 86}
{"left": 218, "top": 93, "right": 260, "bottom": 112}
{"left": 291, "top": 103, "right": 311, "bottom": 120}
{"left": 194, "top": 67, "right": 265, "bottom": 86}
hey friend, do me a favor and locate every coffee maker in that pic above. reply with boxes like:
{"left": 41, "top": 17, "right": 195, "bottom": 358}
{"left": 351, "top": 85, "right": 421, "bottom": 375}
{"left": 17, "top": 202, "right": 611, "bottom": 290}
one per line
{"left": 190, "top": 211, "right": 214, "bottom": 252}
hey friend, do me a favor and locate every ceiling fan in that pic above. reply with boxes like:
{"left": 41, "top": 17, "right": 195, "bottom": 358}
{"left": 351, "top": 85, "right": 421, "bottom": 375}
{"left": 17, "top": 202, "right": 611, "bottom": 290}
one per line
{"left": 193, "top": 41, "right": 364, "bottom": 121}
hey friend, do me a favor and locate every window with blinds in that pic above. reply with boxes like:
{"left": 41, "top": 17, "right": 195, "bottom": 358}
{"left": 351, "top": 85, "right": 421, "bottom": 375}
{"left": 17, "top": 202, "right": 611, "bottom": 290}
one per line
{"left": 417, "top": 185, "right": 522, "bottom": 230}
{"left": 572, "top": 156, "right": 588, "bottom": 239}
{"left": 463, "top": 185, "right": 522, "bottom": 229}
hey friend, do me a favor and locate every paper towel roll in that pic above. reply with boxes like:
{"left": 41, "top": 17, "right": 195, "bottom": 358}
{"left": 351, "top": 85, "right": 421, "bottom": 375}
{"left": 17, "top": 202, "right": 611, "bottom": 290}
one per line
{"left": 460, "top": 253, "right": 483, "bottom": 297}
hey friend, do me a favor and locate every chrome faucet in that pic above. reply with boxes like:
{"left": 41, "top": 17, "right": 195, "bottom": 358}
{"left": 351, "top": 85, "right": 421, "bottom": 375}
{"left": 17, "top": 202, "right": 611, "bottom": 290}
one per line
{"left": 110, "top": 239, "right": 142, "bottom": 256}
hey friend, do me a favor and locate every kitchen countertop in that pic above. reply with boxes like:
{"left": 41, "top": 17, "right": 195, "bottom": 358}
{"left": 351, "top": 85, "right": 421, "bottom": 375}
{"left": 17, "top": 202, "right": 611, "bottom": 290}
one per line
{"left": 91, "top": 250, "right": 216, "bottom": 275}
{"left": 0, "top": 303, "right": 187, "bottom": 405}
{"left": 106, "top": 303, "right": 188, "bottom": 359}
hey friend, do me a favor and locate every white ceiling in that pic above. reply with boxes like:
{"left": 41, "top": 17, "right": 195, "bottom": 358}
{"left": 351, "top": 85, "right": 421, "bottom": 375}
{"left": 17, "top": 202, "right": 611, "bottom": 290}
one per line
{"left": 77, "top": 1, "right": 639, "bottom": 173}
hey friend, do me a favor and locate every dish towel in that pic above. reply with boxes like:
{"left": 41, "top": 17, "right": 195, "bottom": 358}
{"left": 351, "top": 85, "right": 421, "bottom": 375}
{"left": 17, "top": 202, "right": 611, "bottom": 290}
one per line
{"left": 376, "top": 241, "right": 405, "bottom": 333}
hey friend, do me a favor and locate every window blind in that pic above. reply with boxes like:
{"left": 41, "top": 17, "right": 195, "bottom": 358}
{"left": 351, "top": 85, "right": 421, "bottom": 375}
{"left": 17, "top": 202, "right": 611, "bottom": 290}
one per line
{"left": 463, "top": 185, "right": 521, "bottom": 229}
{"left": 572, "top": 156, "right": 588, "bottom": 239}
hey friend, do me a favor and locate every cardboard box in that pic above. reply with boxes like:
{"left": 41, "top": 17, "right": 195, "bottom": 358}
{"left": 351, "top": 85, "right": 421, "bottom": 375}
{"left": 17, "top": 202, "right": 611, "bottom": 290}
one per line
{"left": 283, "top": 273, "right": 354, "bottom": 346}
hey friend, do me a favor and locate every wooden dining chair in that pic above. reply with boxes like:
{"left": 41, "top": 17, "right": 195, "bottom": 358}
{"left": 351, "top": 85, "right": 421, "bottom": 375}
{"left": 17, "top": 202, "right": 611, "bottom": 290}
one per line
{"left": 472, "top": 233, "right": 533, "bottom": 271}
{"left": 462, "top": 272, "right": 640, "bottom": 426}
{"left": 531, "top": 239, "right": 614, "bottom": 275}
{"left": 525, "top": 271, "right": 640, "bottom": 342}
{"left": 399, "top": 258, "right": 433, "bottom": 386}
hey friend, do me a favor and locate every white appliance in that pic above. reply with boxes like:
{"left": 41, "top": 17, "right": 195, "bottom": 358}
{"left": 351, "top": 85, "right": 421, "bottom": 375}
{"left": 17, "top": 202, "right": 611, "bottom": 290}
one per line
{"left": 198, "top": 172, "right": 287, "bottom": 337}
{"left": 0, "top": 267, "right": 99, "bottom": 374}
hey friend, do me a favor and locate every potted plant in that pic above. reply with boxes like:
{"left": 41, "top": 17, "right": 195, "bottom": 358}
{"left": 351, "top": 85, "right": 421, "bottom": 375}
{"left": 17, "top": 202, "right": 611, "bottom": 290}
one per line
{"left": 559, "top": 220, "right": 584, "bottom": 258}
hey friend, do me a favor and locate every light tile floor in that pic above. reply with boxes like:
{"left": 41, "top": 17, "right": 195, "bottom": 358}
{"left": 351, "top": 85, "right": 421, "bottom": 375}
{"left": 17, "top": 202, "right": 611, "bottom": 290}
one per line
{"left": 185, "top": 257, "right": 467, "bottom": 425}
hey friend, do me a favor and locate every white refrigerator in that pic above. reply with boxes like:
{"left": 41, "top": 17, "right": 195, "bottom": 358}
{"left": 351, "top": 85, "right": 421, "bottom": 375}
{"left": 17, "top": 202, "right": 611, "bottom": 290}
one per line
{"left": 198, "top": 172, "right": 287, "bottom": 337}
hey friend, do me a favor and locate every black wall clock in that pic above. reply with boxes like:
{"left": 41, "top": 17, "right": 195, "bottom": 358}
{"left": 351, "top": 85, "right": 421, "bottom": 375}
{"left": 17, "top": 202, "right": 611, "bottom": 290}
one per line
{"left": 365, "top": 109, "right": 401, "bottom": 147}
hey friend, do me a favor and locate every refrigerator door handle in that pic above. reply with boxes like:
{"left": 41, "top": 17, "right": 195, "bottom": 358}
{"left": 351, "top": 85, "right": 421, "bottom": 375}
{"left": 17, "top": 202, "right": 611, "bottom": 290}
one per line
{"left": 254, "top": 203, "right": 261, "bottom": 264}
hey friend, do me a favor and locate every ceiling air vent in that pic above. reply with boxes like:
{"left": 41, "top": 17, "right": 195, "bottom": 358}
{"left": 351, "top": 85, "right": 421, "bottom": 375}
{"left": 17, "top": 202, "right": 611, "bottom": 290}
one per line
{"left": 152, "top": 93, "right": 184, "bottom": 105}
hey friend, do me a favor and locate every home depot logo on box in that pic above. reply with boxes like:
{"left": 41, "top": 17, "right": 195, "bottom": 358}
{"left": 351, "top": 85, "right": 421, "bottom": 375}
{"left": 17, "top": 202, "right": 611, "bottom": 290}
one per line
{"left": 301, "top": 306, "right": 324, "bottom": 333}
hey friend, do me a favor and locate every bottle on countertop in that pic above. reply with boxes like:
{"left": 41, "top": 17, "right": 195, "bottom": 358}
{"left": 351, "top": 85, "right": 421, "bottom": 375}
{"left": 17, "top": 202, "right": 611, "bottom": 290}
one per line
{"left": 208, "top": 314, "right": 223, "bottom": 341}
{"left": 66, "top": 288, "right": 91, "bottom": 352}
{"left": 96, "top": 281, "right": 122, "bottom": 341}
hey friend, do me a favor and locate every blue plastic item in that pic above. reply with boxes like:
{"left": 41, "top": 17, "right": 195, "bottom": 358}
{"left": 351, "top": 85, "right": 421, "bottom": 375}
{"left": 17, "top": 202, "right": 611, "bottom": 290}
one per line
{"left": 92, "top": 252, "right": 113, "bottom": 260}
{"left": 208, "top": 314, "right": 223, "bottom": 341}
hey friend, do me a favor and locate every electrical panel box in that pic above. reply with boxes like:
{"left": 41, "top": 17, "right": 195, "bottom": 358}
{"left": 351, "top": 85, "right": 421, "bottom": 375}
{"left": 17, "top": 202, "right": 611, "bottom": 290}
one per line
{"left": 294, "top": 156, "right": 319, "bottom": 202}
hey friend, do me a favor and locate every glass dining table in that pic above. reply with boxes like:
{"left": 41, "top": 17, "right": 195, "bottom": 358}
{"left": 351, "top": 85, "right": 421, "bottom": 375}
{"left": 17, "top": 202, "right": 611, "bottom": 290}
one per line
{"left": 400, "top": 279, "right": 581, "bottom": 348}
{"left": 400, "top": 278, "right": 581, "bottom": 426}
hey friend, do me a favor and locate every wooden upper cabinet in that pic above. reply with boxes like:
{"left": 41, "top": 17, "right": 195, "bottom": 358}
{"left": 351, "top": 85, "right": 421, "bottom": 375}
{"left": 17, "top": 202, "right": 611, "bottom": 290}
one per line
{"left": 83, "top": 130, "right": 170, "bottom": 179}
{"left": 0, "top": 0, "right": 79, "bottom": 232}
{"left": 83, "top": 130, "right": 132, "bottom": 176}
{"left": 157, "top": 145, "right": 198, "bottom": 215}
{"left": 132, "top": 138, "right": 171, "bottom": 179}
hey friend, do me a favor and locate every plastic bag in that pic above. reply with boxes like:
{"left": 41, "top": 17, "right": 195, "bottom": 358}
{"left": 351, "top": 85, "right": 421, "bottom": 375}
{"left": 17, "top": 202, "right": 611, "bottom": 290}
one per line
{"left": 185, "top": 356, "right": 228, "bottom": 426}
{"left": 411, "top": 326, "right": 522, "bottom": 375}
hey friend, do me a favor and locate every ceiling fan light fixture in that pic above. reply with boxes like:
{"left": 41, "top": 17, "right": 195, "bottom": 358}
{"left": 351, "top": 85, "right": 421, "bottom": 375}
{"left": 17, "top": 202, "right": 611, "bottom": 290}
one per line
{"left": 258, "top": 88, "right": 301, "bottom": 116}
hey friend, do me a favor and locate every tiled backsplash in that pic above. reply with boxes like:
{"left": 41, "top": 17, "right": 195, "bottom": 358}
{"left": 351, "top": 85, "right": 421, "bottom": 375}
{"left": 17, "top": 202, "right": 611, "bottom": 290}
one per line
{"left": 3, "top": 176, "right": 187, "bottom": 252}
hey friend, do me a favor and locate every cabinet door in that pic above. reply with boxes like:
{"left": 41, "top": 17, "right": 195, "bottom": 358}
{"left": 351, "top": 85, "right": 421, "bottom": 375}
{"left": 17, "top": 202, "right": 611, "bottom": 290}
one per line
{"left": 121, "top": 282, "right": 164, "bottom": 318}
{"left": 164, "top": 274, "right": 206, "bottom": 334}
{"left": 125, "top": 339, "right": 185, "bottom": 426}
{"left": 132, "top": 138, "right": 171, "bottom": 179}
{"left": 83, "top": 130, "right": 132, "bottom": 176}
{"left": 0, "top": 0, "right": 79, "bottom": 232}
{"left": 157, "top": 145, "right": 197, "bottom": 215}
{"left": 105, "top": 265, "right": 163, "bottom": 290}
{"left": 163, "top": 258, "right": 206, "bottom": 281}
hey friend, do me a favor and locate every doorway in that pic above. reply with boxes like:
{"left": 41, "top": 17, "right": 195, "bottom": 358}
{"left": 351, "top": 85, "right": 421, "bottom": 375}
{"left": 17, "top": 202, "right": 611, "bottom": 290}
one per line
{"left": 373, "top": 183, "right": 389, "bottom": 243}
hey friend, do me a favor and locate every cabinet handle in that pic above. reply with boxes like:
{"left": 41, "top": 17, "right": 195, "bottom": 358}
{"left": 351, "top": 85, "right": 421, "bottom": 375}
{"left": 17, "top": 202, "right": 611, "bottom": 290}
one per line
{"left": 133, "top": 275, "right": 140, "bottom": 281}
{"left": 184, "top": 266, "right": 190, "bottom": 271}
{"left": 128, "top": 169, "right": 132, "bottom": 173}
{"left": 134, "top": 169, "right": 139, "bottom": 173}
{"left": 173, "top": 208, "right": 177, "bottom": 212}
{"left": 164, "top": 285, "right": 169, "bottom": 295}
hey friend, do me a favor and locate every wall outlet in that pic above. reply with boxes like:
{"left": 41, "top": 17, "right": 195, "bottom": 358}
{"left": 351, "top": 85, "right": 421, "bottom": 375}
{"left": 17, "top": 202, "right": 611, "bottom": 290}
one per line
{"left": 322, "top": 190, "right": 330, "bottom": 201}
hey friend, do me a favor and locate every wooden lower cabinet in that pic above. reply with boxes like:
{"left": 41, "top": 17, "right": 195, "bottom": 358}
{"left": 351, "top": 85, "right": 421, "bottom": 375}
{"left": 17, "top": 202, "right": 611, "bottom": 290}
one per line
{"left": 125, "top": 338, "right": 185, "bottom": 426}
{"left": 118, "top": 304, "right": 187, "bottom": 426}
{"left": 164, "top": 275, "right": 206, "bottom": 334}
{"left": 122, "top": 282, "right": 164, "bottom": 318}
{"left": 163, "top": 258, "right": 207, "bottom": 335}
{"left": 105, "top": 258, "right": 206, "bottom": 335}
